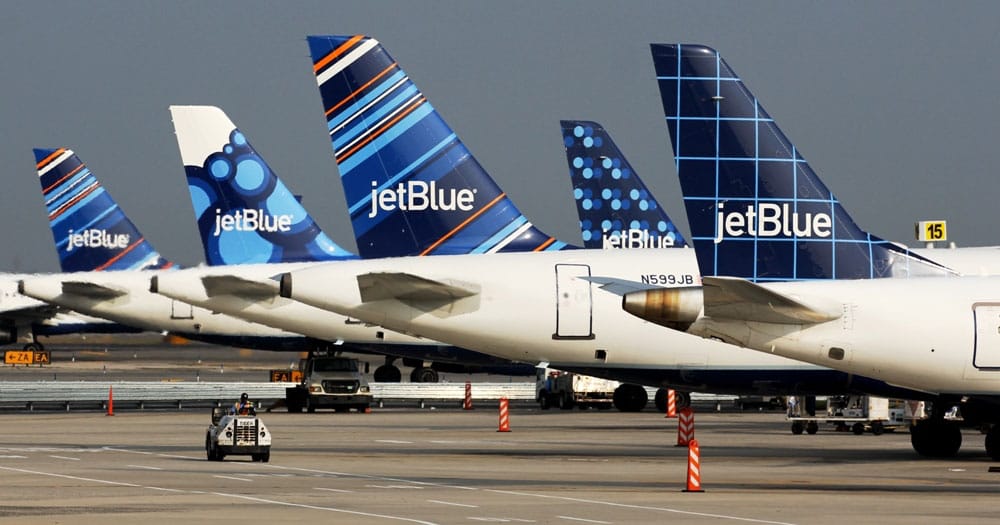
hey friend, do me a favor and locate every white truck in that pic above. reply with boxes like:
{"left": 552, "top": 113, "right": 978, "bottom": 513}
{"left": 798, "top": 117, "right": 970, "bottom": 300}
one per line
{"left": 205, "top": 407, "right": 271, "bottom": 462}
{"left": 536, "top": 368, "right": 620, "bottom": 410}
{"left": 285, "top": 352, "right": 373, "bottom": 413}
{"left": 787, "top": 395, "right": 908, "bottom": 435}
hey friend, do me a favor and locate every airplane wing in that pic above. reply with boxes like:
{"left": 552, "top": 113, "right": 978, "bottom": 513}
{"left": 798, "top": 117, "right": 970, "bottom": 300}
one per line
{"left": 581, "top": 276, "right": 664, "bottom": 296}
{"left": 60, "top": 281, "right": 128, "bottom": 300}
{"left": 357, "top": 272, "right": 479, "bottom": 305}
{"left": 702, "top": 276, "right": 841, "bottom": 324}
{"left": 202, "top": 274, "right": 280, "bottom": 299}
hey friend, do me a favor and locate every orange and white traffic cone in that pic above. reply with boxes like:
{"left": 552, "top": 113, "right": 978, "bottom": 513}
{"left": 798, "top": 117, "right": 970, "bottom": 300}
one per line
{"left": 106, "top": 386, "right": 114, "bottom": 417}
{"left": 676, "top": 407, "right": 694, "bottom": 446}
{"left": 665, "top": 389, "right": 677, "bottom": 418}
{"left": 497, "top": 396, "right": 511, "bottom": 432}
{"left": 463, "top": 381, "right": 473, "bottom": 410}
{"left": 683, "top": 439, "right": 704, "bottom": 492}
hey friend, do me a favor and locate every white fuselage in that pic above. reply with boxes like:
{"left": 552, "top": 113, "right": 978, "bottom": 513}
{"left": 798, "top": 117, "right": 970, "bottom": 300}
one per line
{"left": 151, "top": 263, "right": 434, "bottom": 346}
{"left": 18, "top": 271, "right": 297, "bottom": 338}
{"left": 686, "top": 276, "right": 1000, "bottom": 395}
{"left": 281, "top": 249, "right": 823, "bottom": 374}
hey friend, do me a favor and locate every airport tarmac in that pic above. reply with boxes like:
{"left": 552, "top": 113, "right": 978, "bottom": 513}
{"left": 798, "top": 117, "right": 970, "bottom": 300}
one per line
{"left": 0, "top": 409, "right": 997, "bottom": 524}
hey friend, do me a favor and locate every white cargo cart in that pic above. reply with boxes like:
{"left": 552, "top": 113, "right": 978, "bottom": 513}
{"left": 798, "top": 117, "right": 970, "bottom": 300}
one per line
{"left": 787, "top": 395, "right": 907, "bottom": 435}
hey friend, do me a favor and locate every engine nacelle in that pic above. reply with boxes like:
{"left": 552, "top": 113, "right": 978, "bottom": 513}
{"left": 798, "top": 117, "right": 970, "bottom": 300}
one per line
{"left": 622, "top": 287, "right": 702, "bottom": 331}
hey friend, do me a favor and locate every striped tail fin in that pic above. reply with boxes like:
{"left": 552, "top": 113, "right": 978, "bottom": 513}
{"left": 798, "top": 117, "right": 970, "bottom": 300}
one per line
{"left": 307, "top": 35, "right": 568, "bottom": 257}
{"left": 650, "top": 44, "right": 951, "bottom": 281}
{"left": 34, "top": 148, "right": 173, "bottom": 271}
{"left": 170, "top": 105, "right": 356, "bottom": 265}
{"left": 561, "top": 120, "right": 687, "bottom": 250}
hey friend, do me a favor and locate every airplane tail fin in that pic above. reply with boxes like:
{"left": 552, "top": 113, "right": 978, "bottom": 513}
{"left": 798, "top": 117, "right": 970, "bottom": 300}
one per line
{"left": 650, "top": 44, "right": 951, "bottom": 281}
{"left": 34, "top": 148, "right": 173, "bottom": 272}
{"left": 170, "top": 105, "right": 355, "bottom": 265}
{"left": 307, "top": 35, "right": 567, "bottom": 257}
{"left": 561, "top": 120, "right": 687, "bottom": 249}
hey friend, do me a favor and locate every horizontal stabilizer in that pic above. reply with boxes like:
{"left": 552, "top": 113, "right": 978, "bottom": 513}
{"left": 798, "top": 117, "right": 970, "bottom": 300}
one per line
{"left": 357, "top": 272, "right": 479, "bottom": 305}
{"left": 703, "top": 276, "right": 841, "bottom": 324}
{"left": 581, "top": 276, "right": 664, "bottom": 296}
{"left": 202, "top": 274, "right": 280, "bottom": 298}
{"left": 61, "top": 281, "right": 128, "bottom": 299}
{"left": 0, "top": 304, "right": 59, "bottom": 321}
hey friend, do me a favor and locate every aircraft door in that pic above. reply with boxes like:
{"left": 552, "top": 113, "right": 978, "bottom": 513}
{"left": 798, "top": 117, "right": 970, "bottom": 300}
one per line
{"left": 552, "top": 264, "right": 594, "bottom": 340}
{"left": 973, "top": 303, "right": 1000, "bottom": 368}
{"left": 171, "top": 299, "right": 194, "bottom": 320}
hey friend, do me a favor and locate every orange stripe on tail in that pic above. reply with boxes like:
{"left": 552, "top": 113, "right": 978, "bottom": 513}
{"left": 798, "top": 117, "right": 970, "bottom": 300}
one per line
{"left": 313, "top": 34, "right": 364, "bottom": 72}
{"left": 420, "top": 193, "right": 506, "bottom": 256}
{"left": 36, "top": 148, "right": 66, "bottom": 170}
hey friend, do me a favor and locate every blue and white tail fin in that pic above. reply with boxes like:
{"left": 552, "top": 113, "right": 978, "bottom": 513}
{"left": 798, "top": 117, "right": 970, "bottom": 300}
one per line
{"left": 170, "top": 105, "right": 356, "bottom": 266}
{"left": 35, "top": 148, "right": 173, "bottom": 272}
{"left": 307, "top": 35, "right": 568, "bottom": 257}
{"left": 650, "top": 44, "right": 952, "bottom": 281}
{"left": 561, "top": 120, "right": 687, "bottom": 250}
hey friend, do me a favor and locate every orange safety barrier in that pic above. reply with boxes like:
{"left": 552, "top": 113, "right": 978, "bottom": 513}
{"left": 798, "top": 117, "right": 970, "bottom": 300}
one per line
{"left": 676, "top": 407, "right": 694, "bottom": 446}
{"left": 665, "top": 389, "right": 677, "bottom": 418}
{"left": 497, "top": 396, "right": 511, "bottom": 432}
{"left": 683, "top": 439, "right": 704, "bottom": 492}
{"left": 106, "top": 386, "right": 114, "bottom": 417}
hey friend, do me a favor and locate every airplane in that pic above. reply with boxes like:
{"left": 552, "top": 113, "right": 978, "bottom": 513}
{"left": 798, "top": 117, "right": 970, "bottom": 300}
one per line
{"left": 150, "top": 38, "right": 686, "bottom": 393}
{"left": 610, "top": 43, "right": 1000, "bottom": 458}
{"left": 155, "top": 105, "right": 533, "bottom": 382}
{"left": 19, "top": 149, "right": 320, "bottom": 352}
{"left": 0, "top": 148, "right": 187, "bottom": 353}
{"left": 230, "top": 35, "right": 944, "bottom": 413}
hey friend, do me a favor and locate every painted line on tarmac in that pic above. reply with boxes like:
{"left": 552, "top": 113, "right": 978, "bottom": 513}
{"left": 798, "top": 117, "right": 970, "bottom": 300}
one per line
{"left": 49, "top": 455, "right": 80, "bottom": 461}
{"left": 0, "top": 465, "right": 142, "bottom": 488}
{"left": 557, "top": 516, "right": 611, "bottom": 524}
{"left": 427, "top": 499, "right": 478, "bottom": 508}
{"left": 485, "top": 489, "right": 796, "bottom": 525}
{"left": 102, "top": 446, "right": 793, "bottom": 524}
{"left": 0, "top": 464, "right": 441, "bottom": 524}
{"left": 214, "top": 475, "right": 253, "bottom": 482}
{"left": 128, "top": 464, "right": 162, "bottom": 470}
{"left": 210, "top": 492, "right": 440, "bottom": 524}
{"left": 376, "top": 439, "right": 414, "bottom": 444}
{"left": 315, "top": 487, "right": 354, "bottom": 493}
{"left": 468, "top": 518, "right": 535, "bottom": 523}
{"left": 0, "top": 455, "right": 27, "bottom": 459}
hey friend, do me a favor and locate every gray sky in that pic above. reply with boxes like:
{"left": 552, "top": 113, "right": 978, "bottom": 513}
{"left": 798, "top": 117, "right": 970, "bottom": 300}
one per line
{"left": 3, "top": 1, "right": 999, "bottom": 272}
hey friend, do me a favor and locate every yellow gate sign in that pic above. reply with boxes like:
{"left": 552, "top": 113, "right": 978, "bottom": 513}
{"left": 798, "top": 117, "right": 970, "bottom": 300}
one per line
{"left": 5, "top": 351, "right": 33, "bottom": 365}
{"left": 269, "top": 370, "right": 303, "bottom": 383}
{"left": 916, "top": 220, "right": 947, "bottom": 242}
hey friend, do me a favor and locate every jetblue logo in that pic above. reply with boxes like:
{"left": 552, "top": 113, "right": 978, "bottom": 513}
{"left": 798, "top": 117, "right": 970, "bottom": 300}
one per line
{"left": 66, "top": 230, "right": 129, "bottom": 252}
{"left": 368, "top": 181, "right": 476, "bottom": 218}
{"left": 213, "top": 209, "right": 293, "bottom": 236}
{"left": 602, "top": 229, "right": 675, "bottom": 249}
{"left": 714, "top": 203, "right": 832, "bottom": 244}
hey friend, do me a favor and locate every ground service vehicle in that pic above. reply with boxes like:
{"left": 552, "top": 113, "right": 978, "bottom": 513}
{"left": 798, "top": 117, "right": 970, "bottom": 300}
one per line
{"left": 205, "top": 407, "right": 271, "bottom": 462}
{"left": 286, "top": 353, "right": 372, "bottom": 413}
{"left": 537, "top": 369, "right": 619, "bottom": 410}
{"left": 787, "top": 395, "right": 907, "bottom": 435}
